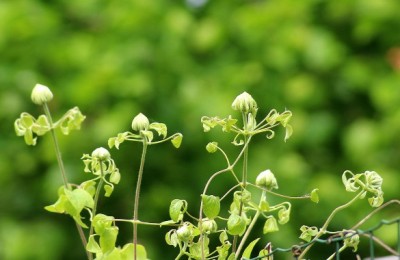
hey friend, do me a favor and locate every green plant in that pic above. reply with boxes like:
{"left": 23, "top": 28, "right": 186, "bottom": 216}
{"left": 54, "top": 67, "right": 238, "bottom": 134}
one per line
{"left": 15, "top": 84, "right": 389, "bottom": 259}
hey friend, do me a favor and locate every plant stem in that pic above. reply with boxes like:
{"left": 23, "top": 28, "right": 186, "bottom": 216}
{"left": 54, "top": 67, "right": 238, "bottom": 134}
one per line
{"left": 42, "top": 103, "right": 91, "bottom": 260}
{"left": 298, "top": 191, "right": 364, "bottom": 259}
{"left": 133, "top": 140, "right": 148, "bottom": 260}
{"left": 232, "top": 135, "right": 249, "bottom": 254}
{"left": 89, "top": 163, "right": 105, "bottom": 237}
{"left": 43, "top": 103, "right": 69, "bottom": 187}
{"left": 235, "top": 191, "right": 266, "bottom": 258}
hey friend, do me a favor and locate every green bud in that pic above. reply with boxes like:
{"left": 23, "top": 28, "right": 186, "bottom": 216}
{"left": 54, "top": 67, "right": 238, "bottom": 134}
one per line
{"left": 91, "top": 147, "right": 111, "bottom": 160}
{"left": 131, "top": 113, "right": 149, "bottom": 131}
{"left": 231, "top": 92, "right": 258, "bottom": 113}
{"left": 206, "top": 142, "right": 218, "bottom": 153}
{"left": 200, "top": 218, "right": 218, "bottom": 234}
{"left": 256, "top": 169, "right": 278, "bottom": 190}
{"left": 31, "top": 83, "right": 53, "bottom": 105}
{"left": 176, "top": 223, "right": 193, "bottom": 242}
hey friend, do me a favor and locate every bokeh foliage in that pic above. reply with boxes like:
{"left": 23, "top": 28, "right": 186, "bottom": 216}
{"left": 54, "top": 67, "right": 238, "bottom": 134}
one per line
{"left": 1, "top": 0, "right": 399, "bottom": 259}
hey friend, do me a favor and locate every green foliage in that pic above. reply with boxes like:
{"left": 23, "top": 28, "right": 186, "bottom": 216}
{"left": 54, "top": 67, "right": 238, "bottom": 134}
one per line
{"left": 2, "top": 1, "right": 400, "bottom": 258}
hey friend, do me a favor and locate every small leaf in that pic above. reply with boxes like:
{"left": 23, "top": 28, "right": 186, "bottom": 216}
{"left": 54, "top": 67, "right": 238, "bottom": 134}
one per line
{"left": 310, "top": 188, "right": 319, "bottom": 203}
{"left": 99, "top": 226, "right": 118, "bottom": 253}
{"left": 227, "top": 252, "right": 236, "bottom": 260}
{"left": 120, "top": 243, "right": 134, "bottom": 260}
{"left": 201, "top": 195, "right": 220, "bottom": 219}
{"left": 104, "top": 184, "right": 114, "bottom": 197}
{"left": 169, "top": 199, "right": 186, "bottom": 222}
{"left": 171, "top": 134, "right": 183, "bottom": 148}
{"left": 93, "top": 214, "right": 114, "bottom": 235}
{"left": 227, "top": 213, "right": 246, "bottom": 235}
{"left": 219, "top": 230, "right": 228, "bottom": 244}
{"left": 165, "top": 230, "right": 179, "bottom": 247}
{"left": 87, "top": 235, "right": 102, "bottom": 253}
{"left": 149, "top": 122, "right": 167, "bottom": 138}
{"left": 242, "top": 238, "right": 260, "bottom": 258}
{"left": 278, "top": 206, "right": 290, "bottom": 225}
{"left": 110, "top": 170, "right": 121, "bottom": 184}
{"left": 299, "top": 225, "right": 318, "bottom": 242}
{"left": 284, "top": 124, "right": 293, "bottom": 142}
{"left": 263, "top": 217, "right": 279, "bottom": 234}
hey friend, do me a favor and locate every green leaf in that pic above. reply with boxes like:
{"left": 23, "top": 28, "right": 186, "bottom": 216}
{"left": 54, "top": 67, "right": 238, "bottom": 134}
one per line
{"left": 135, "top": 244, "right": 148, "bottom": 260}
{"left": 227, "top": 213, "right": 246, "bottom": 236}
{"left": 57, "top": 107, "right": 85, "bottom": 135}
{"left": 120, "top": 243, "right": 134, "bottom": 260}
{"left": 110, "top": 170, "right": 121, "bottom": 184}
{"left": 310, "top": 188, "right": 319, "bottom": 203}
{"left": 64, "top": 188, "right": 94, "bottom": 215}
{"left": 201, "top": 195, "right": 220, "bottom": 219}
{"left": 242, "top": 238, "right": 260, "bottom": 259}
{"left": 284, "top": 124, "right": 293, "bottom": 142}
{"left": 171, "top": 133, "right": 183, "bottom": 148}
{"left": 100, "top": 226, "right": 118, "bottom": 253}
{"left": 165, "top": 230, "right": 179, "bottom": 247}
{"left": 219, "top": 230, "right": 228, "bottom": 244}
{"left": 169, "top": 199, "right": 186, "bottom": 222}
{"left": 93, "top": 214, "right": 114, "bottom": 235}
{"left": 189, "top": 237, "right": 209, "bottom": 258}
{"left": 263, "top": 217, "right": 279, "bottom": 234}
{"left": 299, "top": 225, "right": 318, "bottom": 242}
{"left": 87, "top": 235, "right": 102, "bottom": 253}
{"left": 278, "top": 205, "right": 290, "bottom": 225}
{"left": 227, "top": 252, "right": 236, "bottom": 260}
{"left": 81, "top": 180, "right": 97, "bottom": 197}
{"left": 149, "top": 122, "right": 167, "bottom": 138}
{"left": 32, "top": 115, "right": 50, "bottom": 135}
{"left": 104, "top": 184, "right": 114, "bottom": 197}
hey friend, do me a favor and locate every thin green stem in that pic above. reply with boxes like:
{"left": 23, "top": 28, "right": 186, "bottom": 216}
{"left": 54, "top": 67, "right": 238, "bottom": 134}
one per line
{"left": 298, "top": 191, "right": 364, "bottom": 259}
{"left": 89, "top": 163, "right": 105, "bottom": 237}
{"left": 43, "top": 103, "right": 69, "bottom": 187}
{"left": 235, "top": 191, "right": 266, "bottom": 258}
{"left": 133, "top": 140, "right": 148, "bottom": 260}
{"left": 198, "top": 137, "right": 252, "bottom": 259}
{"left": 42, "top": 103, "right": 91, "bottom": 260}
{"left": 232, "top": 134, "right": 249, "bottom": 254}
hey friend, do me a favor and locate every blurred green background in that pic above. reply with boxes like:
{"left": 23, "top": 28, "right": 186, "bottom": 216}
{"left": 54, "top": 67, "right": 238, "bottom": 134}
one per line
{"left": 1, "top": 0, "right": 400, "bottom": 259}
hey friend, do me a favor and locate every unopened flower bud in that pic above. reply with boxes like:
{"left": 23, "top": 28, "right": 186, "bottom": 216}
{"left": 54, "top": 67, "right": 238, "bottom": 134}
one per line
{"left": 176, "top": 223, "right": 193, "bottom": 242}
{"left": 256, "top": 169, "right": 278, "bottom": 190}
{"left": 232, "top": 92, "right": 257, "bottom": 113}
{"left": 31, "top": 84, "right": 53, "bottom": 105}
{"left": 91, "top": 147, "right": 110, "bottom": 160}
{"left": 201, "top": 218, "right": 218, "bottom": 234}
{"left": 131, "top": 113, "right": 149, "bottom": 131}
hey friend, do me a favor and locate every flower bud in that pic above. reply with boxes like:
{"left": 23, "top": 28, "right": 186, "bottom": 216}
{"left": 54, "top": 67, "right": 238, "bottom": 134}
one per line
{"left": 201, "top": 218, "right": 218, "bottom": 234}
{"left": 206, "top": 142, "right": 218, "bottom": 153}
{"left": 131, "top": 113, "right": 149, "bottom": 131}
{"left": 256, "top": 169, "right": 278, "bottom": 190}
{"left": 232, "top": 92, "right": 257, "bottom": 113}
{"left": 31, "top": 83, "right": 53, "bottom": 105}
{"left": 176, "top": 223, "right": 193, "bottom": 242}
{"left": 91, "top": 147, "right": 111, "bottom": 160}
